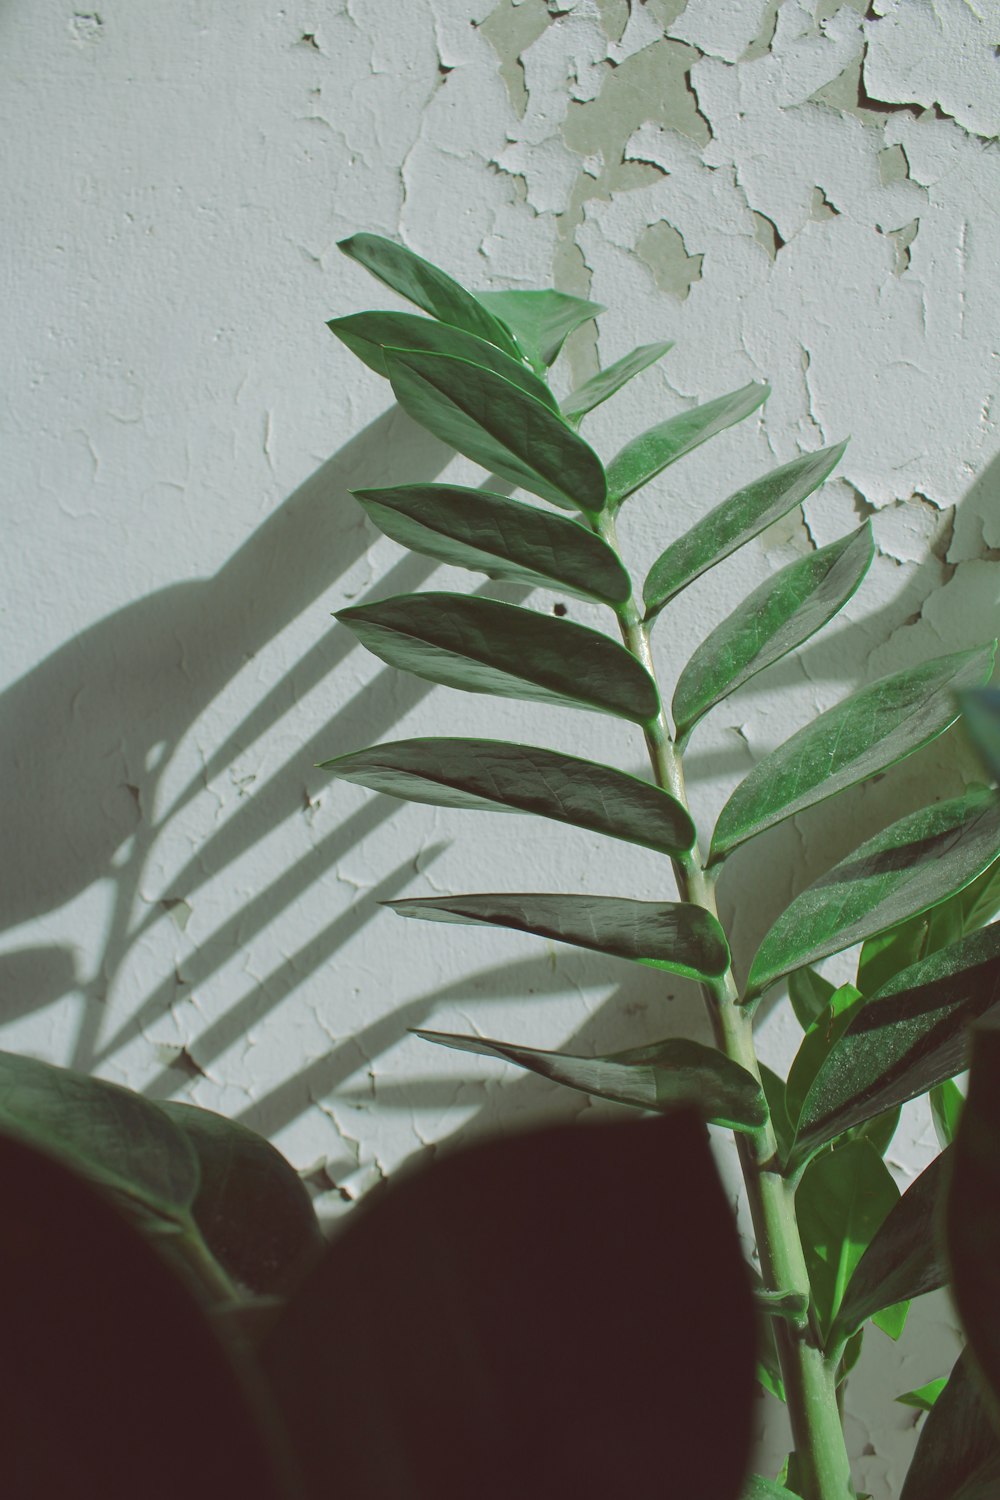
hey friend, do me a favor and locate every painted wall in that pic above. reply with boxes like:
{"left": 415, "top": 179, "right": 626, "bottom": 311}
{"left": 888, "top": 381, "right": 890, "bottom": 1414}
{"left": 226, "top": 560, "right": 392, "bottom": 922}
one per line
{"left": 3, "top": 0, "right": 999, "bottom": 1490}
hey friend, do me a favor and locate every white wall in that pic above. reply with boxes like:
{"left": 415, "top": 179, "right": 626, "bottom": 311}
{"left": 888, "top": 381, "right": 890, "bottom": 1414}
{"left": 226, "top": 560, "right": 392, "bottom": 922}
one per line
{"left": 3, "top": 1, "right": 999, "bottom": 1491}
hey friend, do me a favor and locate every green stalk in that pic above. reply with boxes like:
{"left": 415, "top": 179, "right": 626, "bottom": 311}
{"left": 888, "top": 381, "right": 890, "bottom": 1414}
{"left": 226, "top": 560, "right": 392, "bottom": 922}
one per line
{"left": 597, "top": 512, "right": 855, "bottom": 1500}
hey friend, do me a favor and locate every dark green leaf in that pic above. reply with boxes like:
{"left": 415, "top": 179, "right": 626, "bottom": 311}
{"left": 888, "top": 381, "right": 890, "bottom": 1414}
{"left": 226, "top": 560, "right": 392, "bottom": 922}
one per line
{"left": 857, "top": 893, "right": 964, "bottom": 998}
{"left": 746, "top": 789, "right": 1000, "bottom": 1000}
{"left": 158, "top": 1102, "right": 323, "bottom": 1297}
{"left": 760, "top": 1064, "right": 794, "bottom": 1164}
{"left": 897, "top": 1378, "right": 948, "bottom": 1412}
{"left": 644, "top": 442, "right": 848, "bottom": 620}
{"left": 262, "top": 1110, "right": 757, "bottom": 1500}
{"left": 320, "top": 737, "right": 694, "bottom": 856}
{"left": 328, "top": 310, "right": 558, "bottom": 408}
{"left": 787, "top": 966, "right": 836, "bottom": 1031}
{"left": 785, "top": 984, "right": 864, "bottom": 1126}
{"left": 796, "top": 1138, "right": 900, "bottom": 1342}
{"left": 337, "top": 592, "right": 659, "bottom": 724}
{"left": 961, "top": 687, "right": 1000, "bottom": 783}
{"left": 930, "top": 1077, "right": 964, "bottom": 1149}
{"left": 388, "top": 892, "right": 731, "bottom": 981}
{"left": 900, "top": 1350, "right": 1000, "bottom": 1500}
{"left": 832, "top": 1149, "right": 949, "bottom": 1341}
{"left": 742, "top": 1476, "right": 800, "bottom": 1498}
{"left": 338, "top": 232, "right": 523, "bottom": 362}
{"left": 673, "top": 526, "right": 874, "bottom": 739}
{"left": 791, "top": 922, "right": 1000, "bottom": 1168}
{"left": 415, "top": 1029, "right": 766, "bottom": 1131}
{"left": 607, "top": 381, "right": 769, "bottom": 508}
{"left": 837, "top": 1326, "right": 865, "bottom": 1388}
{"left": 960, "top": 856, "right": 1000, "bottom": 933}
{"left": 350, "top": 483, "right": 629, "bottom": 604}
{"left": 561, "top": 341, "right": 674, "bottom": 423}
{"left": 386, "top": 348, "right": 607, "bottom": 513}
{"left": 848, "top": 1104, "right": 901, "bottom": 1158}
{"left": 477, "top": 287, "right": 604, "bottom": 370}
{"left": 710, "top": 644, "right": 996, "bottom": 863}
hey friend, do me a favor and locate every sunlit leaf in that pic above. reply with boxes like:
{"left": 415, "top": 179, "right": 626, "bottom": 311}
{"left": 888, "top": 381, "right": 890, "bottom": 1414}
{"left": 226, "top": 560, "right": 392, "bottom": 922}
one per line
{"left": 644, "top": 442, "right": 848, "bottom": 620}
{"left": 321, "top": 738, "right": 694, "bottom": 856}
{"left": 351, "top": 483, "right": 629, "bottom": 604}
{"left": 414, "top": 1030, "right": 767, "bottom": 1131}
{"left": 385, "top": 348, "right": 607, "bottom": 513}
{"left": 930, "top": 1077, "right": 964, "bottom": 1150}
{"left": 388, "top": 892, "right": 731, "bottom": 981}
{"left": 857, "top": 894, "right": 964, "bottom": 998}
{"left": 896, "top": 1378, "right": 948, "bottom": 1412}
{"left": 785, "top": 984, "right": 864, "bottom": 1126}
{"left": 899, "top": 1350, "right": 1000, "bottom": 1500}
{"left": 710, "top": 644, "right": 996, "bottom": 863}
{"left": 477, "top": 287, "right": 604, "bottom": 370}
{"left": 673, "top": 526, "right": 873, "bottom": 739}
{"left": 336, "top": 593, "right": 659, "bottom": 725}
{"left": 607, "top": 381, "right": 769, "bottom": 508}
{"left": 561, "top": 341, "right": 673, "bottom": 423}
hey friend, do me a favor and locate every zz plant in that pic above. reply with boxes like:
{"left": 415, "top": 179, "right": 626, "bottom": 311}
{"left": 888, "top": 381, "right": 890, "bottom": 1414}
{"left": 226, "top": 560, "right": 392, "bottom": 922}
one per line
{"left": 323, "top": 233, "right": 1000, "bottom": 1500}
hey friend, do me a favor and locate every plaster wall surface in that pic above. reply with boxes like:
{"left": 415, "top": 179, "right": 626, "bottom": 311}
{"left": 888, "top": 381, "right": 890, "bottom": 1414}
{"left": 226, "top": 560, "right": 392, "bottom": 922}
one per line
{"left": 3, "top": 0, "right": 1000, "bottom": 1491}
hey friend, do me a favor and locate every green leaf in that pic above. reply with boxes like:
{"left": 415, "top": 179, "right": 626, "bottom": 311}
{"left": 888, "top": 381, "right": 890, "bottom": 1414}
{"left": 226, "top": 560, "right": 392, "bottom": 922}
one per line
{"left": 385, "top": 348, "right": 608, "bottom": 513}
{"left": 350, "top": 483, "right": 630, "bottom": 604}
{"left": 857, "top": 894, "right": 964, "bottom": 998}
{"left": 930, "top": 1077, "right": 964, "bottom": 1149}
{"left": 388, "top": 892, "right": 731, "bottom": 981}
{"left": 644, "top": 441, "right": 848, "bottom": 620}
{"left": 477, "top": 287, "right": 604, "bottom": 370}
{"left": 673, "top": 525, "right": 874, "bottom": 740}
{"left": 796, "top": 1137, "right": 900, "bottom": 1343}
{"left": 710, "top": 643, "right": 997, "bottom": 863}
{"left": 897, "top": 1377, "right": 948, "bottom": 1412}
{"left": 328, "top": 310, "right": 559, "bottom": 409}
{"left": 606, "top": 381, "right": 769, "bottom": 508}
{"left": 872, "top": 1298, "right": 909, "bottom": 1341}
{"left": 837, "top": 1326, "right": 865, "bottom": 1388}
{"left": 338, "top": 232, "right": 524, "bottom": 362}
{"left": 848, "top": 1104, "right": 901, "bottom": 1158}
{"left": 899, "top": 1350, "right": 1000, "bottom": 1500}
{"left": 832, "top": 1149, "right": 949, "bottom": 1342}
{"left": 785, "top": 984, "right": 864, "bottom": 1126}
{"left": 320, "top": 738, "right": 694, "bottom": 856}
{"left": 961, "top": 686, "right": 1000, "bottom": 783}
{"left": 787, "top": 966, "right": 836, "bottom": 1031}
{"left": 336, "top": 593, "right": 659, "bottom": 725}
{"left": 746, "top": 788, "right": 1000, "bottom": 1000}
{"left": 414, "top": 1030, "right": 767, "bottom": 1132}
{"left": 960, "top": 856, "right": 1000, "bottom": 933}
{"left": 760, "top": 1064, "right": 795, "bottom": 1165}
{"left": 791, "top": 921, "right": 1000, "bottom": 1168}
{"left": 158, "top": 1102, "right": 323, "bottom": 1297}
{"left": 742, "top": 1476, "right": 800, "bottom": 1498}
{"left": 561, "top": 341, "right": 674, "bottom": 423}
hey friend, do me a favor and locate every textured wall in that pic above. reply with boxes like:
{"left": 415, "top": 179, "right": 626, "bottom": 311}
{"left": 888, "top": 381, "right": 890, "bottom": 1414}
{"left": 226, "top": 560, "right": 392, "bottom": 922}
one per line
{"left": 3, "top": 1, "right": 1000, "bottom": 1490}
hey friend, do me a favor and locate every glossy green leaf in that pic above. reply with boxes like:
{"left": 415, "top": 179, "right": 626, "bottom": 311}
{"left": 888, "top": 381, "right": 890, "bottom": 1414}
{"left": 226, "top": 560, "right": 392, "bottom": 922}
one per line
{"left": 561, "top": 341, "right": 674, "bottom": 423}
{"left": 320, "top": 737, "right": 694, "bottom": 856}
{"left": 796, "top": 1138, "right": 900, "bottom": 1343}
{"left": 673, "top": 526, "right": 874, "bottom": 739}
{"left": 848, "top": 1104, "right": 901, "bottom": 1159}
{"left": 414, "top": 1030, "right": 767, "bottom": 1131}
{"left": 872, "top": 1297, "right": 909, "bottom": 1341}
{"left": 350, "top": 483, "right": 629, "bottom": 604}
{"left": 742, "top": 1478, "right": 800, "bottom": 1500}
{"left": 388, "top": 892, "right": 731, "bottom": 981}
{"left": 831, "top": 1148, "right": 949, "bottom": 1342}
{"left": 899, "top": 1350, "right": 1000, "bottom": 1500}
{"left": 785, "top": 984, "right": 864, "bottom": 1125}
{"left": 477, "top": 287, "right": 604, "bottom": 370}
{"left": 857, "top": 894, "right": 964, "bottom": 998}
{"left": 336, "top": 593, "right": 659, "bottom": 725}
{"left": 930, "top": 1077, "right": 964, "bottom": 1150}
{"left": 711, "top": 643, "right": 996, "bottom": 863}
{"left": 961, "top": 857, "right": 1000, "bottom": 932}
{"left": 644, "top": 441, "right": 848, "bottom": 620}
{"left": 746, "top": 788, "right": 1000, "bottom": 1000}
{"left": 158, "top": 1102, "right": 323, "bottom": 1297}
{"left": 791, "top": 921, "right": 1000, "bottom": 1168}
{"left": 338, "top": 232, "right": 524, "bottom": 362}
{"left": 329, "top": 310, "right": 558, "bottom": 408}
{"left": 787, "top": 965, "right": 835, "bottom": 1031}
{"left": 961, "top": 686, "right": 1000, "bottom": 783}
{"left": 607, "top": 381, "right": 769, "bottom": 508}
{"left": 760, "top": 1064, "right": 794, "bottom": 1165}
{"left": 386, "top": 348, "right": 607, "bottom": 513}
{"left": 897, "top": 1378, "right": 948, "bottom": 1412}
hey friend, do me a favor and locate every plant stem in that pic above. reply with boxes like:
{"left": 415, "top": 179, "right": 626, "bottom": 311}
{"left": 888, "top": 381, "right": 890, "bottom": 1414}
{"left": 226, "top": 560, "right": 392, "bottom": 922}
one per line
{"left": 599, "top": 515, "right": 854, "bottom": 1500}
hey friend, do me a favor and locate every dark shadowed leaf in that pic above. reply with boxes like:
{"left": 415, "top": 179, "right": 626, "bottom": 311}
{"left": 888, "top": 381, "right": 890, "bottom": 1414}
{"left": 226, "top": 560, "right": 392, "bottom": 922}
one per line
{"left": 336, "top": 593, "right": 659, "bottom": 724}
{"left": 350, "top": 484, "right": 629, "bottom": 604}
{"left": 790, "top": 922, "right": 1000, "bottom": 1168}
{"left": 710, "top": 644, "right": 996, "bottom": 862}
{"left": 785, "top": 984, "right": 864, "bottom": 1125}
{"left": 787, "top": 965, "right": 835, "bottom": 1031}
{"left": 477, "top": 287, "right": 604, "bottom": 370}
{"left": 644, "top": 442, "right": 848, "bottom": 620}
{"left": 607, "top": 381, "right": 769, "bottom": 508}
{"left": 320, "top": 738, "right": 694, "bottom": 856}
{"left": 857, "top": 894, "right": 965, "bottom": 999}
{"left": 414, "top": 1029, "right": 766, "bottom": 1131}
{"left": 561, "top": 341, "right": 674, "bottom": 423}
{"left": 338, "top": 232, "right": 523, "bottom": 361}
{"left": 746, "top": 789, "right": 1000, "bottom": 1000}
{"left": 930, "top": 1077, "right": 964, "bottom": 1149}
{"left": 329, "top": 311, "right": 558, "bottom": 408}
{"left": 388, "top": 892, "right": 731, "bottom": 981}
{"left": 262, "top": 1111, "right": 756, "bottom": 1500}
{"left": 386, "top": 348, "right": 607, "bottom": 512}
{"left": 899, "top": 1350, "right": 1000, "bottom": 1500}
{"left": 672, "top": 526, "right": 874, "bottom": 739}
{"left": 759, "top": 1064, "right": 794, "bottom": 1165}
{"left": 961, "top": 687, "right": 1000, "bottom": 783}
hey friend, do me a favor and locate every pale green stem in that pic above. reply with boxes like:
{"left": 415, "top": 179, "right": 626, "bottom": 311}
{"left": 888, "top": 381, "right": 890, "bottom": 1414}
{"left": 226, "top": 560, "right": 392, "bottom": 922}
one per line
{"left": 596, "top": 511, "right": 855, "bottom": 1500}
